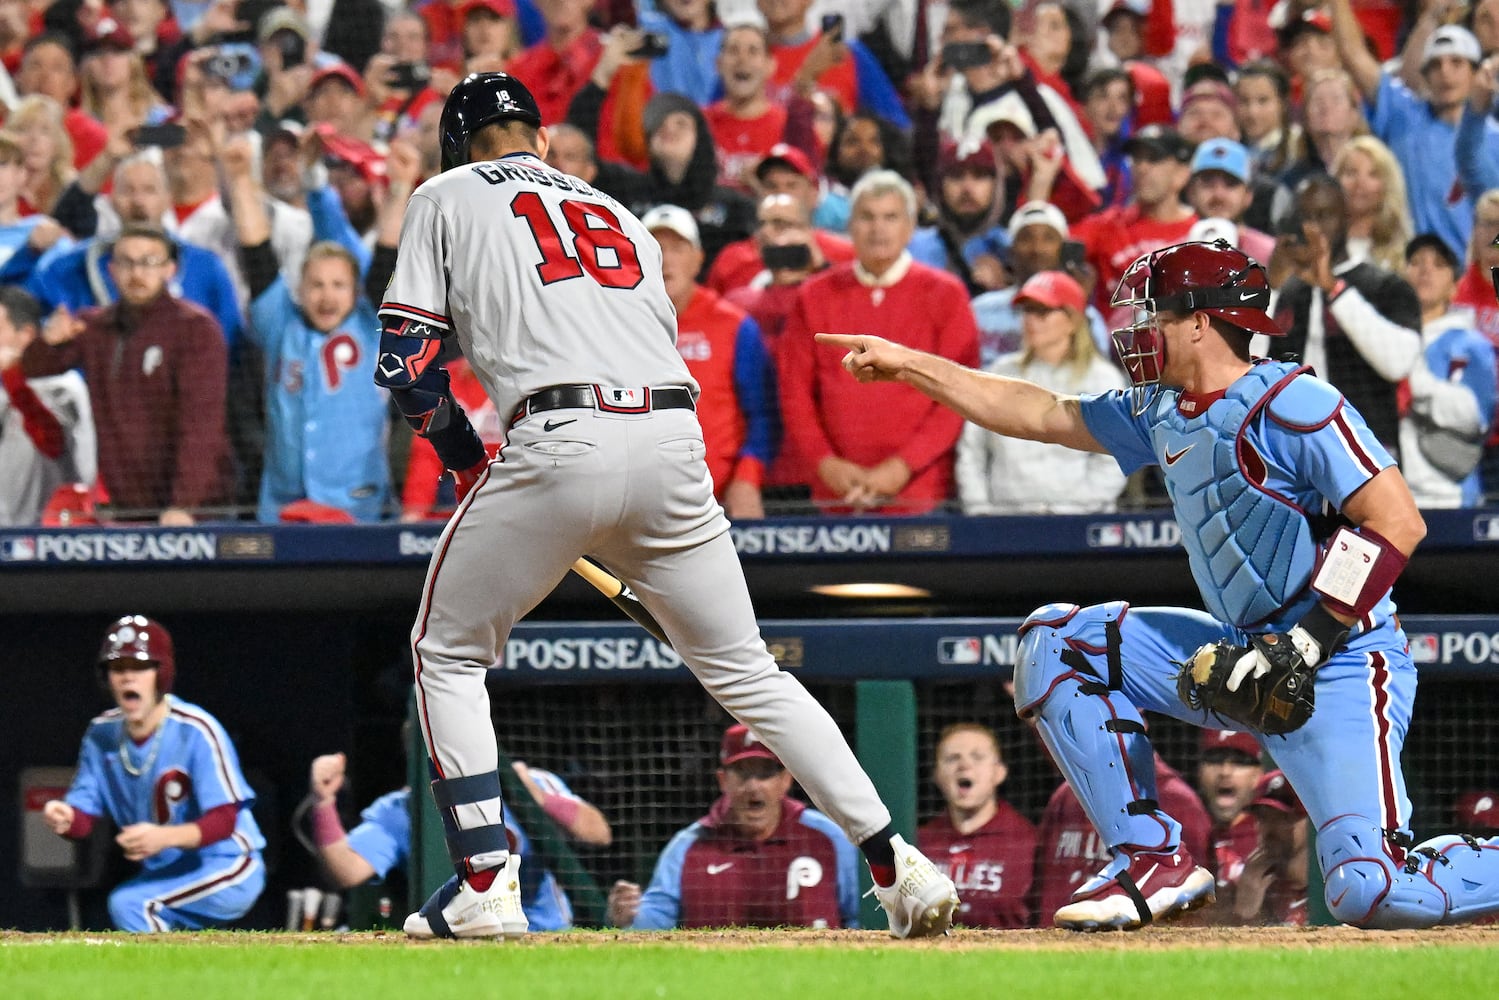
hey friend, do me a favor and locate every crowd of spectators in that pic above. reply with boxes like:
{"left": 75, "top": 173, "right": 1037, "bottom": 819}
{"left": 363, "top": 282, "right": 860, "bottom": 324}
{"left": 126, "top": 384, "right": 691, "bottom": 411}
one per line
{"left": 5, "top": 0, "right": 1499, "bottom": 526}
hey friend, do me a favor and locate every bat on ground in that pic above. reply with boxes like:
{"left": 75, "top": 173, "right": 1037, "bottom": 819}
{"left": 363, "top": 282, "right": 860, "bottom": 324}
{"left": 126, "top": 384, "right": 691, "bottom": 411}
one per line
{"left": 570, "top": 557, "right": 671, "bottom": 645}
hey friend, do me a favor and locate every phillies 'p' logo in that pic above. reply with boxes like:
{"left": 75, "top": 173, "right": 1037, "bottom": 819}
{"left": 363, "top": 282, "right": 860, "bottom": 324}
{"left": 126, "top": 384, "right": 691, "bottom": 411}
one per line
{"left": 153, "top": 768, "right": 192, "bottom": 824}
{"left": 321, "top": 333, "right": 361, "bottom": 391}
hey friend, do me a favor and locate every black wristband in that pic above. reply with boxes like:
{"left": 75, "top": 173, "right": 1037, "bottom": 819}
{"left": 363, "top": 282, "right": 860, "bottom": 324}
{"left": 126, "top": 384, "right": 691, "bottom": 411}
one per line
{"left": 1296, "top": 602, "right": 1351, "bottom": 663}
{"left": 426, "top": 403, "right": 486, "bottom": 471}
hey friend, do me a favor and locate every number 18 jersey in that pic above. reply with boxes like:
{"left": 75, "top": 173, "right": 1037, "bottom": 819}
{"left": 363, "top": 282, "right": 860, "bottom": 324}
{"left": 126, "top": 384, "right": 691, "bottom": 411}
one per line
{"left": 378, "top": 151, "right": 695, "bottom": 424}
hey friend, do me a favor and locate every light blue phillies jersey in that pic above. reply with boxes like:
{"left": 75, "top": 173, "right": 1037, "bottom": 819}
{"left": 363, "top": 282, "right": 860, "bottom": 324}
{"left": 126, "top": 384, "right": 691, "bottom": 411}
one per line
{"left": 64, "top": 695, "right": 264, "bottom": 870}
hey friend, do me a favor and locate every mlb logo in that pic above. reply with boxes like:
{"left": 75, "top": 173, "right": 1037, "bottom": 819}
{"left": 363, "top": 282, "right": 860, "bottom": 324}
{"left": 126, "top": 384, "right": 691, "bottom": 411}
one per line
{"left": 0, "top": 535, "right": 36, "bottom": 561}
{"left": 938, "top": 637, "right": 981, "bottom": 664}
{"left": 1474, "top": 515, "right": 1499, "bottom": 542}
{"left": 1087, "top": 523, "right": 1124, "bottom": 547}
{"left": 1408, "top": 633, "right": 1439, "bottom": 664}
{"left": 606, "top": 387, "right": 642, "bottom": 407}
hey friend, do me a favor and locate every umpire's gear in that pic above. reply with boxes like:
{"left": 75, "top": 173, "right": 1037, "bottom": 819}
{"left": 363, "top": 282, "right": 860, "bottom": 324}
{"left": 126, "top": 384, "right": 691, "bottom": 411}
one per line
{"left": 439, "top": 72, "right": 544, "bottom": 172}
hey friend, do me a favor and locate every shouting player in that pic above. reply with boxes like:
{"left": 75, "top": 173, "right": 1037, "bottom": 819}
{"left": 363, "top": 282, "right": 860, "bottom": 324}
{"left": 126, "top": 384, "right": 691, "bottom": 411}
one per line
{"left": 43, "top": 616, "right": 265, "bottom": 932}
{"left": 819, "top": 240, "right": 1499, "bottom": 931}
{"left": 374, "top": 72, "right": 958, "bottom": 940}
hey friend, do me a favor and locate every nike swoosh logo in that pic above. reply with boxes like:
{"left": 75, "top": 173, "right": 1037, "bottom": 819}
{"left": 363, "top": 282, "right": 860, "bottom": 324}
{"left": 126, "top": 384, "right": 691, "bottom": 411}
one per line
{"left": 1238, "top": 291, "right": 1261, "bottom": 303}
{"left": 706, "top": 863, "right": 733, "bottom": 875}
{"left": 543, "top": 419, "right": 577, "bottom": 432}
{"left": 1164, "top": 445, "right": 1193, "bottom": 466}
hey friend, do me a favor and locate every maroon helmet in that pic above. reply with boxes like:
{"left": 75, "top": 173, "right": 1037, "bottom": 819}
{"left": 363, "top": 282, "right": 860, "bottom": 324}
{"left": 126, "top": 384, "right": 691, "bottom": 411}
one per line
{"left": 98, "top": 615, "right": 175, "bottom": 693}
{"left": 1110, "top": 240, "right": 1281, "bottom": 393}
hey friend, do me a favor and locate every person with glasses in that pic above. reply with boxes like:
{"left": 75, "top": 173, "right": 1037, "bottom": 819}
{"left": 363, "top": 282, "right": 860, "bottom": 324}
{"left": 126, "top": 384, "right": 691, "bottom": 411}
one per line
{"left": 20, "top": 224, "right": 231, "bottom": 524}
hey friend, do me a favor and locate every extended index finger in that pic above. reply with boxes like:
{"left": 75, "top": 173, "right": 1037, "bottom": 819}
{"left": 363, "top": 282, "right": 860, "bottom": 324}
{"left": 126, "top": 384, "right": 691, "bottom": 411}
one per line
{"left": 814, "top": 333, "right": 864, "bottom": 350}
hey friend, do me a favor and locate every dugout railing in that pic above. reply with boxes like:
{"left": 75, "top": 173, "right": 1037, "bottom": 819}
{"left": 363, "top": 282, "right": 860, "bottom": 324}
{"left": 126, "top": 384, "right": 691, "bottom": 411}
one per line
{"left": 402, "top": 616, "right": 1499, "bottom": 931}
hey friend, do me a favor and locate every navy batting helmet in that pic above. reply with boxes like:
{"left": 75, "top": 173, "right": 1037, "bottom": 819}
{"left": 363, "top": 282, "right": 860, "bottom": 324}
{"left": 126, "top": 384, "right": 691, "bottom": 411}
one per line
{"left": 98, "top": 614, "right": 175, "bottom": 693}
{"left": 440, "top": 72, "right": 543, "bottom": 172}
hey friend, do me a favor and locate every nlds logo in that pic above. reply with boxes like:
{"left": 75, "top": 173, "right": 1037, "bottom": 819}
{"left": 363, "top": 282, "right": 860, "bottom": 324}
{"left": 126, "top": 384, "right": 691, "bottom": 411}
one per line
{"left": 1086, "top": 519, "right": 1182, "bottom": 549}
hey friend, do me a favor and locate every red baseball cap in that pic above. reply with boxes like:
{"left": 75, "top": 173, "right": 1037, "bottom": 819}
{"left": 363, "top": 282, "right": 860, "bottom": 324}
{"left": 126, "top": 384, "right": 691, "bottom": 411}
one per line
{"left": 937, "top": 138, "right": 997, "bottom": 177}
{"left": 279, "top": 498, "right": 357, "bottom": 523}
{"left": 1014, "top": 270, "right": 1086, "bottom": 314}
{"left": 719, "top": 724, "right": 782, "bottom": 768}
{"left": 41, "top": 483, "right": 98, "bottom": 526}
{"left": 1248, "top": 769, "right": 1305, "bottom": 817}
{"left": 309, "top": 62, "right": 366, "bottom": 98}
{"left": 81, "top": 16, "right": 135, "bottom": 55}
{"left": 755, "top": 143, "right": 817, "bottom": 183}
{"left": 458, "top": 0, "right": 516, "bottom": 19}
{"left": 1201, "top": 728, "right": 1262, "bottom": 763}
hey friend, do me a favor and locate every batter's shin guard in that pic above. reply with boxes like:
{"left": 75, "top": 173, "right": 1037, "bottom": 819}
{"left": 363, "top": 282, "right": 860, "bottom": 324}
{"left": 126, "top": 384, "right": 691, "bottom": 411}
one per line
{"left": 429, "top": 767, "right": 509, "bottom": 877}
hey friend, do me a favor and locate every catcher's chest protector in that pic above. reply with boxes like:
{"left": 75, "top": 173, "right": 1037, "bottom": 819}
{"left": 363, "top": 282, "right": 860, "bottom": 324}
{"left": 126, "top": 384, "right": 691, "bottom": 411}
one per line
{"left": 1152, "top": 362, "right": 1319, "bottom": 628}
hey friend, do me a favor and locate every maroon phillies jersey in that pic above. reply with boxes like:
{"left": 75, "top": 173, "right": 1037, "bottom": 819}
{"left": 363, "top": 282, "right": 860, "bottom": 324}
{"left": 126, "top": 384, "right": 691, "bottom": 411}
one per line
{"left": 1208, "top": 812, "right": 1260, "bottom": 900}
{"left": 918, "top": 801, "right": 1038, "bottom": 928}
{"left": 1035, "top": 757, "right": 1212, "bottom": 925}
{"left": 658, "top": 796, "right": 854, "bottom": 929}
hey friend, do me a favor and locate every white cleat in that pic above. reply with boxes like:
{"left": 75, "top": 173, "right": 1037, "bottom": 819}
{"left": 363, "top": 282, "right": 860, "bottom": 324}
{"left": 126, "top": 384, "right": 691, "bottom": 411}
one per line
{"left": 869, "top": 834, "right": 960, "bottom": 939}
{"left": 404, "top": 853, "right": 529, "bottom": 940}
{"left": 1053, "top": 847, "right": 1216, "bottom": 932}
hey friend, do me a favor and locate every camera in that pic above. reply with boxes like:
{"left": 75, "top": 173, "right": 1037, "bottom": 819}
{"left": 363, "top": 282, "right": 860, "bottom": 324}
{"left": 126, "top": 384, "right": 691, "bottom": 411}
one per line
{"left": 269, "top": 28, "right": 307, "bottom": 69}
{"left": 761, "top": 243, "right": 813, "bottom": 271}
{"left": 386, "top": 62, "right": 432, "bottom": 90}
{"left": 1060, "top": 240, "right": 1086, "bottom": 272}
{"left": 942, "top": 41, "right": 993, "bottom": 71}
{"left": 129, "top": 123, "right": 188, "bottom": 150}
{"left": 201, "top": 48, "right": 255, "bottom": 85}
{"left": 629, "top": 31, "right": 671, "bottom": 59}
{"left": 820, "top": 13, "right": 844, "bottom": 42}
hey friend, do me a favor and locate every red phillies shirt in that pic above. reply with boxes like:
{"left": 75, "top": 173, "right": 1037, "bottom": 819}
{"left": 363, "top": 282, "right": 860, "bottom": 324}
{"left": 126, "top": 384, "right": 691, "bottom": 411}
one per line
{"left": 918, "top": 802, "right": 1038, "bottom": 928}
{"left": 1208, "top": 812, "right": 1259, "bottom": 892}
{"left": 1454, "top": 264, "right": 1499, "bottom": 445}
{"left": 769, "top": 36, "right": 857, "bottom": 114}
{"left": 662, "top": 796, "right": 852, "bottom": 929}
{"left": 704, "top": 102, "right": 788, "bottom": 189}
{"left": 506, "top": 34, "right": 647, "bottom": 166}
{"left": 1071, "top": 204, "right": 1198, "bottom": 323}
{"left": 674, "top": 287, "right": 766, "bottom": 492}
{"left": 707, "top": 231, "right": 855, "bottom": 296}
{"left": 777, "top": 259, "right": 978, "bottom": 511}
{"left": 1034, "top": 757, "right": 1212, "bottom": 926}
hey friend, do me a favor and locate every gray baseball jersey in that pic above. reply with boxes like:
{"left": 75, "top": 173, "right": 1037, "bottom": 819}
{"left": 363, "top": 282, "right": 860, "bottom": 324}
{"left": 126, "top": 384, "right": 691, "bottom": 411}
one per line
{"left": 380, "top": 152, "right": 697, "bottom": 423}
{"left": 384, "top": 148, "right": 893, "bottom": 865}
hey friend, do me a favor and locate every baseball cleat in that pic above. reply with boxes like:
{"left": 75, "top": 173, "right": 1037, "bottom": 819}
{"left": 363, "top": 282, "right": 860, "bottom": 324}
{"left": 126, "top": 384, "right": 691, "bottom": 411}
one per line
{"left": 1053, "top": 847, "right": 1215, "bottom": 931}
{"left": 404, "top": 853, "right": 528, "bottom": 940}
{"left": 869, "top": 834, "right": 960, "bottom": 939}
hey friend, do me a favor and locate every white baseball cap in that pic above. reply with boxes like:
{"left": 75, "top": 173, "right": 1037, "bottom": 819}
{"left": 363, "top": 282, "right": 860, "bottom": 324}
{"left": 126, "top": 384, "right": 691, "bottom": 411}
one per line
{"left": 1008, "top": 201, "right": 1069, "bottom": 240}
{"left": 1189, "top": 217, "right": 1240, "bottom": 248}
{"left": 642, "top": 204, "right": 700, "bottom": 249}
{"left": 1423, "top": 25, "right": 1481, "bottom": 70}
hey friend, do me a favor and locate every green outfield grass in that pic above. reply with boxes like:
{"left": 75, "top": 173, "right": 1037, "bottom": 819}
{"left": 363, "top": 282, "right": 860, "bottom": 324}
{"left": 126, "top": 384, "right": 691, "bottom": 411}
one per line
{"left": 4, "top": 929, "right": 1497, "bottom": 1000}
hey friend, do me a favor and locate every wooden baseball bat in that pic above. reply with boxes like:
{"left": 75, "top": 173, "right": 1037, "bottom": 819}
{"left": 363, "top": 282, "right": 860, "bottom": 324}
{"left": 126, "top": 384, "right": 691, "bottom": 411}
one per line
{"left": 570, "top": 557, "right": 672, "bottom": 645}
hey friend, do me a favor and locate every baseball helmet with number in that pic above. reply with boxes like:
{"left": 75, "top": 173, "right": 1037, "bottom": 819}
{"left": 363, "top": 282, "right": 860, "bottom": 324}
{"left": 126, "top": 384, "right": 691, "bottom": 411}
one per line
{"left": 98, "top": 614, "right": 175, "bottom": 693}
{"left": 1111, "top": 240, "right": 1282, "bottom": 392}
{"left": 439, "top": 72, "right": 543, "bottom": 172}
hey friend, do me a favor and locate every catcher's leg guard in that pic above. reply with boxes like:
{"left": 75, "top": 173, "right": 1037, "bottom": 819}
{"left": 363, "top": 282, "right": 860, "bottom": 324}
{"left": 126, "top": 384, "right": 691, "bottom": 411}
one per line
{"left": 1014, "top": 602, "right": 1181, "bottom": 852}
{"left": 1318, "top": 815, "right": 1406, "bottom": 926}
{"left": 1328, "top": 829, "right": 1499, "bottom": 929}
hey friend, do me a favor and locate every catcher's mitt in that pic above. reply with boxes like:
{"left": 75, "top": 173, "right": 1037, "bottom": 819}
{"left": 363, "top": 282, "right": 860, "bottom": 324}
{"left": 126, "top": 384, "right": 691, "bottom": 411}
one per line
{"left": 1177, "top": 634, "right": 1317, "bottom": 736}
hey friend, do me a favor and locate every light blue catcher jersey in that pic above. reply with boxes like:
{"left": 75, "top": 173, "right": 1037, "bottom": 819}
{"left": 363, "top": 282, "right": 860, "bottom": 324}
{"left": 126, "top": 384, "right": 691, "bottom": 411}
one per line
{"left": 248, "top": 282, "right": 390, "bottom": 522}
{"left": 64, "top": 696, "right": 265, "bottom": 870}
{"left": 1080, "top": 361, "right": 1399, "bottom": 633}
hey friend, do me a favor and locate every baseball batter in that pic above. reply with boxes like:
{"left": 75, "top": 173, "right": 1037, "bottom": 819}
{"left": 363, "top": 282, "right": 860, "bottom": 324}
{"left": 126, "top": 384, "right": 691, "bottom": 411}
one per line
{"left": 373, "top": 72, "right": 957, "bottom": 940}
{"left": 820, "top": 240, "right": 1499, "bottom": 931}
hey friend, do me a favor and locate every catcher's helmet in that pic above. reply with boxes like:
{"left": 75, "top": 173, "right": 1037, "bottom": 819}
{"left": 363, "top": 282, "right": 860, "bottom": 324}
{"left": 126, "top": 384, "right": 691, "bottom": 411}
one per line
{"left": 1110, "top": 239, "right": 1280, "bottom": 393}
{"left": 98, "top": 614, "right": 175, "bottom": 693}
{"left": 439, "top": 72, "right": 543, "bottom": 172}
